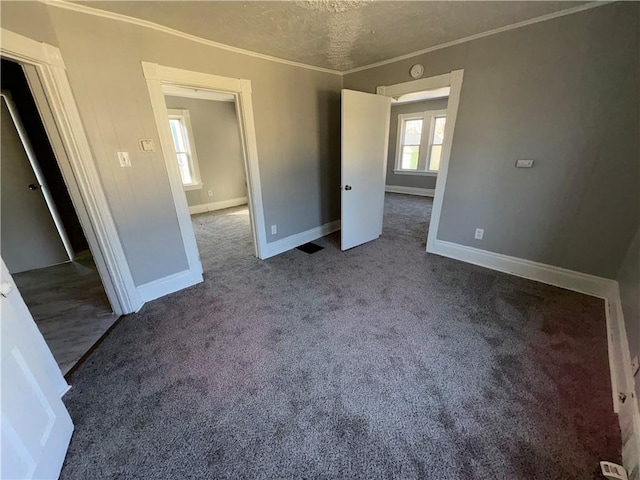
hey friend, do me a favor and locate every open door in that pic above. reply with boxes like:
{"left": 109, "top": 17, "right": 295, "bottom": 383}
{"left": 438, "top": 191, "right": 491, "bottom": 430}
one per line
{"left": 341, "top": 89, "right": 391, "bottom": 250}
{"left": 1, "top": 258, "right": 73, "bottom": 479}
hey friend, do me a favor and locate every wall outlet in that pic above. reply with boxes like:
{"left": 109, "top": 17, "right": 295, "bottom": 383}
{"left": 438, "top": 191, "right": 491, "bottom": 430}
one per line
{"left": 117, "top": 151, "right": 131, "bottom": 167}
{"left": 271, "top": 225, "right": 277, "bottom": 235}
{"left": 632, "top": 356, "right": 639, "bottom": 377}
{"left": 474, "top": 228, "right": 484, "bottom": 240}
{"left": 600, "top": 461, "right": 628, "bottom": 480}
{"left": 207, "top": 190, "right": 213, "bottom": 197}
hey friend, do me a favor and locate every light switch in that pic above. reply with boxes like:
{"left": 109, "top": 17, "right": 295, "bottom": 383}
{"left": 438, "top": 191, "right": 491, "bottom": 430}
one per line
{"left": 139, "top": 139, "right": 155, "bottom": 152}
{"left": 515, "top": 159, "right": 534, "bottom": 168}
{"left": 117, "top": 151, "right": 131, "bottom": 167}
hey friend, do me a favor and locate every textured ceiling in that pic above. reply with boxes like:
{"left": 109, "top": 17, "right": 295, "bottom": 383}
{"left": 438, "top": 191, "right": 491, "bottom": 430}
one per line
{"left": 75, "top": 1, "right": 588, "bottom": 72}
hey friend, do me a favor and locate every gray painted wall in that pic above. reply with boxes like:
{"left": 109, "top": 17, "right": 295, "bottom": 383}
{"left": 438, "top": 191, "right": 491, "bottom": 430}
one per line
{"left": 617, "top": 227, "right": 640, "bottom": 401}
{"left": 164, "top": 96, "right": 247, "bottom": 207}
{"left": 386, "top": 98, "right": 448, "bottom": 190}
{"left": 345, "top": 2, "right": 640, "bottom": 279}
{"left": 2, "top": 4, "right": 342, "bottom": 285}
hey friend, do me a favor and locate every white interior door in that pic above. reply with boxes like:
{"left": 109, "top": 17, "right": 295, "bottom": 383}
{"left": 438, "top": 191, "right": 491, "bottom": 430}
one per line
{"left": 1, "top": 258, "right": 73, "bottom": 480}
{"left": 1, "top": 94, "right": 69, "bottom": 274}
{"left": 341, "top": 89, "right": 391, "bottom": 250}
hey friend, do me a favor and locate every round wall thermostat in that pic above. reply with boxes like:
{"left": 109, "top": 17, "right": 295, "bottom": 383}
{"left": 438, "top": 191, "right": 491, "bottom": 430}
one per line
{"left": 410, "top": 63, "right": 424, "bottom": 79}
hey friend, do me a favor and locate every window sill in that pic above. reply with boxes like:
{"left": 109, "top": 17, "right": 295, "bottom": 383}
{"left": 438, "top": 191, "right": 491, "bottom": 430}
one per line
{"left": 393, "top": 170, "right": 438, "bottom": 177}
{"left": 183, "top": 183, "right": 203, "bottom": 191}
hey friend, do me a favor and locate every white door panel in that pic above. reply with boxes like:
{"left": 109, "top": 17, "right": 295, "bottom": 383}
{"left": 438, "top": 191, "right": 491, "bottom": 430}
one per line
{"left": 341, "top": 89, "right": 391, "bottom": 251}
{"left": 1, "top": 258, "right": 73, "bottom": 480}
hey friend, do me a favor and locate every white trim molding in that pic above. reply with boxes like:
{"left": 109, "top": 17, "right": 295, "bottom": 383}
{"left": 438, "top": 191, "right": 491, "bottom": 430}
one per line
{"left": 385, "top": 186, "right": 434, "bottom": 197}
{"left": 44, "top": 0, "right": 341, "bottom": 76}
{"left": 429, "top": 238, "right": 640, "bottom": 475}
{"left": 143, "top": 62, "right": 267, "bottom": 268}
{"left": 1, "top": 28, "right": 141, "bottom": 314}
{"left": 137, "top": 269, "right": 202, "bottom": 303}
{"left": 43, "top": 0, "right": 611, "bottom": 76}
{"left": 189, "top": 197, "right": 248, "bottom": 215}
{"left": 262, "top": 220, "right": 341, "bottom": 260}
{"left": 431, "top": 239, "right": 616, "bottom": 297}
{"left": 344, "top": 1, "right": 614, "bottom": 75}
{"left": 377, "top": 69, "right": 464, "bottom": 257}
{"left": 608, "top": 287, "right": 640, "bottom": 477}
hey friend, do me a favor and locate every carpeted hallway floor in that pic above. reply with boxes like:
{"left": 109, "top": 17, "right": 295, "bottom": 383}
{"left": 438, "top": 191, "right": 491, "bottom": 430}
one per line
{"left": 60, "top": 193, "right": 620, "bottom": 479}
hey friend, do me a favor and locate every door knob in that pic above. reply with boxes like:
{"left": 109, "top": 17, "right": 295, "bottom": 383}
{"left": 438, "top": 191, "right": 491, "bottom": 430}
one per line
{"left": 28, "top": 184, "right": 39, "bottom": 190}
{"left": 344, "top": 185, "right": 352, "bottom": 190}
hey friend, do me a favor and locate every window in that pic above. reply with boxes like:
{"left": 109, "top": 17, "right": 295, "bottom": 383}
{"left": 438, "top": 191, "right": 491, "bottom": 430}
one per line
{"left": 167, "top": 109, "right": 202, "bottom": 190}
{"left": 395, "top": 110, "right": 446, "bottom": 175}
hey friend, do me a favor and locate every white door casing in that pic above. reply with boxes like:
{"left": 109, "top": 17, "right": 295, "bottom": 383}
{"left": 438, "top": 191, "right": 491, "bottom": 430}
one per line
{"left": 142, "top": 61, "right": 267, "bottom": 267}
{"left": 0, "top": 258, "right": 73, "bottom": 480}
{"left": 341, "top": 89, "right": 391, "bottom": 251}
{"left": 376, "top": 70, "right": 465, "bottom": 253}
{"left": 0, "top": 28, "right": 141, "bottom": 315}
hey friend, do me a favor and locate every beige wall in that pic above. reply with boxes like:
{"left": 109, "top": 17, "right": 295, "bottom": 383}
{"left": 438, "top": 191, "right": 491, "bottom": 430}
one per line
{"left": 345, "top": 2, "right": 640, "bottom": 278}
{"left": 164, "top": 96, "right": 247, "bottom": 207}
{"left": 1, "top": 4, "right": 342, "bottom": 285}
{"left": 0, "top": 1, "right": 59, "bottom": 46}
{"left": 386, "top": 98, "right": 448, "bottom": 191}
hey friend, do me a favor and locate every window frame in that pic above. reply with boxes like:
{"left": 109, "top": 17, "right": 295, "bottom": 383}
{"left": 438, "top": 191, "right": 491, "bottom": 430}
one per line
{"left": 394, "top": 109, "right": 447, "bottom": 176}
{"left": 167, "top": 108, "right": 202, "bottom": 191}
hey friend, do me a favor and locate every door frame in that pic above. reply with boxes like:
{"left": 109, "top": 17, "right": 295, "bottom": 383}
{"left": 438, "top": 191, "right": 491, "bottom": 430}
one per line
{"left": 376, "top": 70, "right": 464, "bottom": 253}
{"left": 0, "top": 28, "right": 141, "bottom": 314}
{"left": 142, "top": 62, "right": 267, "bottom": 263}
{"left": 1, "top": 90, "right": 74, "bottom": 262}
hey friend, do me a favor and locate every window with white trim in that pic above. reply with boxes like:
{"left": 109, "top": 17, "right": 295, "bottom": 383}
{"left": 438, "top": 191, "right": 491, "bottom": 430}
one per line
{"left": 394, "top": 110, "right": 446, "bottom": 175}
{"left": 167, "top": 109, "right": 202, "bottom": 190}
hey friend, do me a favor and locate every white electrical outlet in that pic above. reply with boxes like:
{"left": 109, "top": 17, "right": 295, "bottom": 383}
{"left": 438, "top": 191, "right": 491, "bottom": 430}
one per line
{"left": 117, "top": 151, "right": 131, "bottom": 167}
{"left": 474, "top": 228, "right": 484, "bottom": 240}
{"left": 271, "top": 225, "right": 277, "bottom": 235}
{"left": 632, "top": 356, "right": 639, "bottom": 377}
{"left": 207, "top": 190, "right": 213, "bottom": 197}
{"left": 600, "top": 461, "right": 628, "bottom": 480}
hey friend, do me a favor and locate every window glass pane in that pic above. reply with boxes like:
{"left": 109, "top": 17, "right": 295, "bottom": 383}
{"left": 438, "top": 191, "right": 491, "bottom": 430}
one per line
{"left": 429, "top": 145, "right": 442, "bottom": 171}
{"left": 401, "top": 146, "right": 419, "bottom": 170}
{"left": 433, "top": 117, "right": 446, "bottom": 145}
{"left": 176, "top": 152, "right": 192, "bottom": 185}
{"left": 403, "top": 119, "right": 423, "bottom": 145}
{"left": 169, "top": 119, "right": 186, "bottom": 153}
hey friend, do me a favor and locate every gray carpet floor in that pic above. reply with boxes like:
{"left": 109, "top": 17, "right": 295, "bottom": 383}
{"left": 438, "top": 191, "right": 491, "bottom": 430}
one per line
{"left": 60, "top": 193, "right": 620, "bottom": 479}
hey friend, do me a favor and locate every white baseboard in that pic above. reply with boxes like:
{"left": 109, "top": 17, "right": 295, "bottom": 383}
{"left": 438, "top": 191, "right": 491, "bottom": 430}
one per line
{"left": 430, "top": 239, "right": 615, "bottom": 298}
{"left": 189, "top": 196, "right": 247, "bottom": 215}
{"left": 137, "top": 269, "right": 203, "bottom": 303}
{"left": 429, "top": 238, "right": 639, "bottom": 475}
{"left": 261, "top": 220, "right": 341, "bottom": 259}
{"left": 385, "top": 185, "right": 435, "bottom": 197}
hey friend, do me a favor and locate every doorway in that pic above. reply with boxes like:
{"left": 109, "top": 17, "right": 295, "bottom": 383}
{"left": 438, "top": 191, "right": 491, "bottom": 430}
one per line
{"left": 162, "top": 85, "right": 255, "bottom": 271}
{"left": 0, "top": 58, "right": 116, "bottom": 374}
{"left": 381, "top": 87, "right": 450, "bottom": 247}
{"left": 143, "top": 61, "right": 267, "bottom": 289}
{"left": 376, "top": 70, "right": 465, "bottom": 253}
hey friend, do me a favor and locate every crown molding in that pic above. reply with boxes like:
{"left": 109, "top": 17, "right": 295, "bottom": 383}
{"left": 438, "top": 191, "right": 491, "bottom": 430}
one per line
{"left": 342, "top": 1, "right": 615, "bottom": 75}
{"left": 41, "top": 0, "right": 342, "bottom": 76}
{"left": 42, "top": 0, "right": 614, "bottom": 77}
